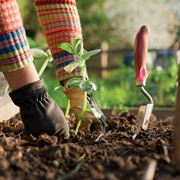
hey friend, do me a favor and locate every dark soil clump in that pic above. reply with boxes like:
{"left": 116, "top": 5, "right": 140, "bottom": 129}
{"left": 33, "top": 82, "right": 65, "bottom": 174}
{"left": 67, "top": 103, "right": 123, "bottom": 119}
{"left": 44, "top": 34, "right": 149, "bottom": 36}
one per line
{"left": 0, "top": 112, "right": 179, "bottom": 180}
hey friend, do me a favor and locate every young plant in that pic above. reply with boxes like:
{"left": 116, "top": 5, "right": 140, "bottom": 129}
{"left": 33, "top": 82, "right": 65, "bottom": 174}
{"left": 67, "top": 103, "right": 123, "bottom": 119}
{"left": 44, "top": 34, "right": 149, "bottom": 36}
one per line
{"left": 58, "top": 39, "right": 101, "bottom": 136}
{"left": 31, "top": 48, "right": 53, "bottom": 77}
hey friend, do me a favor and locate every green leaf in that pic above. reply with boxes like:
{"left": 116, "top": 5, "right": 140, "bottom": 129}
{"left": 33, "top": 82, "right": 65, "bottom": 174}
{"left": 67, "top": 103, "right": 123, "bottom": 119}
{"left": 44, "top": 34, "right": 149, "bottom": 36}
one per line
{"left": 66, "top": 77, "right": 82, "bottom": 88}
{"left": 31, "top": 48, "right": 48, "bottom": 61}
{"left": 80, "top": 80, "right": 97, "bottom": 92}
{"left": 46, "top": 49, "right": 53, "bottom": 59}
{"left": 54, "top": 85, "right": 64, "bottom": 91}
{"left": 71, "top": 39, "right": 79, "bottom": 46}
{"left": 76, "top": 42, "right": 82, "bottom": 55}
{"left": 64, "top": 61, "right": 80, "bottom": 73}
{"left": 83, "top": 105, "right": 101, "bottom": 119}
{"left": 86, "top": 104, "right": 93, "bottom": 112}
{"left": 81, "top": 49, "right": 101, "bottom": 61}
{"left": 71, "top": 39, "right": 82, "bottom": 55}
{"left": 58, "top": 42, "right": 74, "bottom": 54}
{"left": 48, "top": 57, "right": 53, "bottom": 62}
{"left": 71, "top": 39, "right": 80, "bottom": 48}
{"left": 38, "top": 59, "right": 49, "bottom": 77}
{"left": 79, "top": 61, "right": 86, "bottom": 68}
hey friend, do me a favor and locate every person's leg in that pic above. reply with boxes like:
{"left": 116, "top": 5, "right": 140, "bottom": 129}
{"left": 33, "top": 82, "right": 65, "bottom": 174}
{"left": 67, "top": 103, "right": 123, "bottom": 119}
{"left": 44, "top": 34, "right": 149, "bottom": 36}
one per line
{"left": 0, "top": 0, "right": 69, "bottom": 138}
{"left": 0, "top": 0, "right": 39, "bottom": 90}
{"left": 34, "top": 0, "right": 82, "bottom": 82}
{"left": 35, "top": 0, "right": 107, "bottom": 132}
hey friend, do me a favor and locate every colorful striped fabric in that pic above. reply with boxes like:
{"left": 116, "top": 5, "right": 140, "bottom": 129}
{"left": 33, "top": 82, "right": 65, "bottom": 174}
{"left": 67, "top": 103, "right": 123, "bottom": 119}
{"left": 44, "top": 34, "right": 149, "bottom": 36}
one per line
{"left": 35, "top": 0, "right": 83, "bottom": 82}
{"left": 0, "top": 0, "right": 33, "bottom": 72}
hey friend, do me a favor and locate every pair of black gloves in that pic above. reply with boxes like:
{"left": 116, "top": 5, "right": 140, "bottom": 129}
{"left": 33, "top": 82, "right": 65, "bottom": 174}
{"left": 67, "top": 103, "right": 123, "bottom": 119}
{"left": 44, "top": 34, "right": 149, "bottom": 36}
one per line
{"left": 9, "top": 80, "right": 106, "bottom": 138}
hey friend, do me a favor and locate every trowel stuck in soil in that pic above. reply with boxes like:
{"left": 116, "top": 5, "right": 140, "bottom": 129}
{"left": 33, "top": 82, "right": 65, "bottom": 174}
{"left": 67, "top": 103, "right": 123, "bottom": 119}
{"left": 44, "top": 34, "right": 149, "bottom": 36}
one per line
{"left": 133, "top": 26, "right": 154, "bottom": 139}
{"left": 0, "top": 112, "right": 178, "bottom": 180}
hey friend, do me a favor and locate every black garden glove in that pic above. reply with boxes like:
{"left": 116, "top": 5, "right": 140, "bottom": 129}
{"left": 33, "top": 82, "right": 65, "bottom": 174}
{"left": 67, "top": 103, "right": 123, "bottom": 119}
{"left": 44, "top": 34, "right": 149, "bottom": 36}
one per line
{"left": 9, "top": 80, "right": 69, "bottom": 138}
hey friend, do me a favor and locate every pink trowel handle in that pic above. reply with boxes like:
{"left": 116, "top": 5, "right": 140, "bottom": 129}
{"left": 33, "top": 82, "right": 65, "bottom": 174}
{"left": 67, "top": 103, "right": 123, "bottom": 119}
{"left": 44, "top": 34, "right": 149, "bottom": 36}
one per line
{"left": 134, "top": 25, "right": 149, "bottom": 86}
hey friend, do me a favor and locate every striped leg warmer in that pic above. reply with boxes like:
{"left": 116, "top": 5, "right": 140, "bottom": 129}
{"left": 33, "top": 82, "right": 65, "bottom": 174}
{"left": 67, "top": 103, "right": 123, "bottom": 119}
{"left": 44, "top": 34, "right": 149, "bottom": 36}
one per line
{"left": 34, "top": 0, "right": 83, "bottom": 82}
{"left": 0, "top": 0, "right": 33, "bottom": 72}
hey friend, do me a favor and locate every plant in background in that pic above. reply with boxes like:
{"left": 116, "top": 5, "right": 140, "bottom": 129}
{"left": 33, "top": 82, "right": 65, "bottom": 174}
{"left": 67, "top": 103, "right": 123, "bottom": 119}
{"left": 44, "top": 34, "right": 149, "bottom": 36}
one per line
{"left": 59, "top": 39, "right": 101, "bottom": 136}
{"left": 148, "top": 58, "right": 178, "bottom": 106}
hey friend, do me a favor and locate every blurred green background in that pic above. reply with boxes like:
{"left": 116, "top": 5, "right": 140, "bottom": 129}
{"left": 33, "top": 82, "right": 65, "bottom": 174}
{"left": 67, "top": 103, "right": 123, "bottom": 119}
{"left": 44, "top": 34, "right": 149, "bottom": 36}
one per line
{"left": 16, "top": 0, "right": 180, "bottom": 109}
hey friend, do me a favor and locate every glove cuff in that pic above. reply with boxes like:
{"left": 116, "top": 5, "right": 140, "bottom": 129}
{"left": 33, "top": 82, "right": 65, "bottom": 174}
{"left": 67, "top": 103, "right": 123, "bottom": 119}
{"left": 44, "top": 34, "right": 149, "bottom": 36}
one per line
{"left": 9, "top": 80, "right": 45, "bottom": 106}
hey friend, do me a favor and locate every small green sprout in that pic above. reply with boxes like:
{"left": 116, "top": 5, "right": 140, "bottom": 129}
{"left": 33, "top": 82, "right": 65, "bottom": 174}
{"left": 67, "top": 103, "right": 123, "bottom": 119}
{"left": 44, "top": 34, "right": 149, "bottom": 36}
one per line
{"left": 59, "top": 39, "right": 101, "bottom": 136}
{"left": 31, "top": 48, "right": 53, "bottom": 77}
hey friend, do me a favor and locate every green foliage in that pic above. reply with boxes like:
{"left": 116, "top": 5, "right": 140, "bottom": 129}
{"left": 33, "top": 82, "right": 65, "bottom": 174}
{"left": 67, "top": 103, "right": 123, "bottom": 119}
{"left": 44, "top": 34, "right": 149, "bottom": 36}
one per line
{"left": 60, "top": 39, "right": 100, "bottom": 93}
{"left": 31, "top": 45, "right": 178, "bottom": 110}
{"left": 82, "top": 49, "right": 102, "bottom": 61}
{"left": 28, "top": 37, "right": 46, "bottom": 49}
{"left": 93, "top": 58, "right": 178, "bottom": 108}
{"left": 31, "top": 48, "right": 53, "bottom": 77}
{"left": 80, "top": 80, "right": 97, "bottom": 92}
{"left": 32, "top": 48, "right": 67, "bottom": 107}
{"left": 59, "top": 39, "right": 101, "bottom": 136}
{"left": 31, "top": 49, "right": 48, "bottom": 61}
{"left": 66, "top": 77, "right": 82, "bottom": 88}
{"left": 148, "top": 59, "right": 178, "bottom": 106}
{"left": 17, "top": 0, "right": 180, "bottom": 49}
{"left": 46, "top": 57, "right": 177, "bottom": 110}
{"left": 42, "top": 68, "right": 67, "bottom": 108}
{"left": 76, "top": 0, "right": 109, "bottom": 48}
{"left": 58, "top": 42, "right": 75, "bottom": 55}
{"left": 17, "top": 0, "right": 109, "bottom": 49}
{"left": 17, "top": 0, "right": 40, "bottom": 36}
{"left": 65, "top": 77, "right": 97, "bottom": 92}
{"left": 93, "top": 67, "right": 139, "bottom": 108}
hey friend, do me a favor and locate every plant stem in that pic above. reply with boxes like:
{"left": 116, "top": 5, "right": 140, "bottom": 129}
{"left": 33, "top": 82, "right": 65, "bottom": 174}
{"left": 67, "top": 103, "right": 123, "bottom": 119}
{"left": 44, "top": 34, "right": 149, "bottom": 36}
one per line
{"left": 74, "top": 91, "right": 87, "bottom": 135}
{"left": 65, "top": 100, "right": 70, "bottom": 119}
{"left": 74, "top": 65, "right": 87, "bottom": 136}
{"left": 83, "top": 91, "right": 87, "bottom": 112}
{"left": 81, "top": 66, "right": 87, "bottom": 112}
{"left": 74, "top": 117, "right": 82, "bottom": 135}
{"left": 38, "top": 58, "right": 49, "bottom": 77}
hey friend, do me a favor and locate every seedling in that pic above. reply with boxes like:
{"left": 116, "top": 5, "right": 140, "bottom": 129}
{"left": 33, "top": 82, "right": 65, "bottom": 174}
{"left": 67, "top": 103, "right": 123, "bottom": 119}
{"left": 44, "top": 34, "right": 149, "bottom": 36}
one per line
{"left": 58, "top": 39, "right": 101, "bottom": 136}
{"left": 31, "top": 48, "right": 53, "bottom": 77}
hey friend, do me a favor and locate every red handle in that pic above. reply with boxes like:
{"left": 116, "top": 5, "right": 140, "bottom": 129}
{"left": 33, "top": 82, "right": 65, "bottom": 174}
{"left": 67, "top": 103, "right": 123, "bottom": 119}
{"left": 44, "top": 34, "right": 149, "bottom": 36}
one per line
{"left": 134, "top": 25, "right": 149, "bottom": 86}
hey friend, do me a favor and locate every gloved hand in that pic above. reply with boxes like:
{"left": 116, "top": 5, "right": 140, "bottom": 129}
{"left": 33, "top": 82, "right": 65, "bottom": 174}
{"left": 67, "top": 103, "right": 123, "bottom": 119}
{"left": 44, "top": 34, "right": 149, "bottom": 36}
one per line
{"left": 9, "top": 80, "right": 69, "bottom": 139}
{"left": 64, "top": 87, "right": 107, "bottom": 133}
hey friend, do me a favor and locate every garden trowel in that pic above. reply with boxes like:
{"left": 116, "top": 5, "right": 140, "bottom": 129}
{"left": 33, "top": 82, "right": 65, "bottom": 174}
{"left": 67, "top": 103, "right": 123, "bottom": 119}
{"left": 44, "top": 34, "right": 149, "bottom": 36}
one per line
{"left": 132, "top": 26, "right": 154, "bottom": 139}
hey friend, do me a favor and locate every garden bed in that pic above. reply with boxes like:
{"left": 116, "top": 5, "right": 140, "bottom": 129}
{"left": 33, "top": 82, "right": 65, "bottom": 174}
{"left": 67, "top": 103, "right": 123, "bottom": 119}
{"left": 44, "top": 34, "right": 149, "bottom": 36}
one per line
{"left": 0, "top": 111, "right": 179, "bottom": 180}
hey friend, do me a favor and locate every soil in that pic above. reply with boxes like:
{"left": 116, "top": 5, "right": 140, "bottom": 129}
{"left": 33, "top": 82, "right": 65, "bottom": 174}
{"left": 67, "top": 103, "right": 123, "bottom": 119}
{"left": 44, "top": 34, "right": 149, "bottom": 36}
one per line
{"left": 0, "top": 111, "right": 179, "bottom": 180}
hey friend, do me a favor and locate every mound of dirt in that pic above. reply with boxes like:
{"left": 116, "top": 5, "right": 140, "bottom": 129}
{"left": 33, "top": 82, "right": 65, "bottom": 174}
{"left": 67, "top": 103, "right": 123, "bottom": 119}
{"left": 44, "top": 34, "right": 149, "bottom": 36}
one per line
{"left": 0, "top": 112, "right": 179, "bottom": 180}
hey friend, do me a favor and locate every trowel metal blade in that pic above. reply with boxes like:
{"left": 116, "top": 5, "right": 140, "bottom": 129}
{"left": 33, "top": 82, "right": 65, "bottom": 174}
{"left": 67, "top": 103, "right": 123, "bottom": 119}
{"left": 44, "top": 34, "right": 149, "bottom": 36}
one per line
{"left": 133, "top": 103, "right": 154, "bottom": 139}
